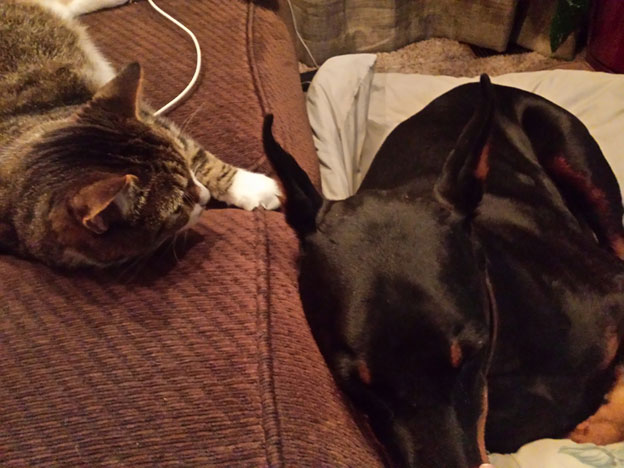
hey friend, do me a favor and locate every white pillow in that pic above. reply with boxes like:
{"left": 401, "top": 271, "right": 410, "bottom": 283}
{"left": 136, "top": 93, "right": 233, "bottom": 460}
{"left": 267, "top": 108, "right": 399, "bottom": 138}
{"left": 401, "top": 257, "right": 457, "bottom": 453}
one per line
{"left": 306, "top": 54, "right": 377, "bottom": 200}
{"left": 306, "top": 55, "right": 624, "bottom": 200}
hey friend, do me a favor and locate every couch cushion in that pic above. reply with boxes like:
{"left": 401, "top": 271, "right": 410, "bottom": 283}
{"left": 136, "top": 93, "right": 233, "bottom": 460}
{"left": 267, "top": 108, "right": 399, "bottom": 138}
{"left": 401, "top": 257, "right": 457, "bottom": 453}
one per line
{"left": 1, "top": 211, "right": 273, "bottom": 466}
{"left": 82, "top": 0, "right": 320, "bottom": 186}
{"left": 1, "top": 2, "right": 382, "bottom": 466}
{"left": 0, "top": 210, "right": 383, "bottom": 466}
{"left": 262, "top": 210, "right": 384, "bottom": 466}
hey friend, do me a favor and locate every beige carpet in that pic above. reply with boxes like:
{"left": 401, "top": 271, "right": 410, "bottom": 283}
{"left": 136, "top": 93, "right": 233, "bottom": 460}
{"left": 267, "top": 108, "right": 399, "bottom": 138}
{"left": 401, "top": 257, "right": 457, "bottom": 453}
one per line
{"left": 301, "top": 38, "right": 591, "bottom": 76}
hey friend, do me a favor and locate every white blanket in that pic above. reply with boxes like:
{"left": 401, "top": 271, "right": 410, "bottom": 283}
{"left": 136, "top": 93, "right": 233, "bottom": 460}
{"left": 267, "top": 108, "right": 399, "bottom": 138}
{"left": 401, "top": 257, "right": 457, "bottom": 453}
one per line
{"left": 305, "top": 54, "right": 624, "bottom": 467}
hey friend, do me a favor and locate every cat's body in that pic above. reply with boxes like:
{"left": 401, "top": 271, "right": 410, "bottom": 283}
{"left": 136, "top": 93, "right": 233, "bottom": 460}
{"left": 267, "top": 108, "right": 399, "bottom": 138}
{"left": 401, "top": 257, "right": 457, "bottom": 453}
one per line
{"left": 0, "top": 0, "right": 281, "bottom": 268}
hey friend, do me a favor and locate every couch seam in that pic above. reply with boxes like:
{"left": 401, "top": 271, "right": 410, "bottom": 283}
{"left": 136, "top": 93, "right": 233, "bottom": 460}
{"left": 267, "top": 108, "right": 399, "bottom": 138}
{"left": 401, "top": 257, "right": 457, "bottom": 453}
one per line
{"left": 246, "top": 1, "right": 271, "bottom": 173}
{"left": 255, "top": 210, "right": 285, "bottom": 468}
{"left": 246, "top": 3, "right": 269, "bottom": 115}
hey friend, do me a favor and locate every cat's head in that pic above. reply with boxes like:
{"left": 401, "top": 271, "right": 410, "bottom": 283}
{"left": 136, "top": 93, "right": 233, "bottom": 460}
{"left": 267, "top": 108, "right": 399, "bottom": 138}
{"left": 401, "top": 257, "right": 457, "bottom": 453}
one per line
{"left": 9, "top": 63, "right": 210, "bottom": 268}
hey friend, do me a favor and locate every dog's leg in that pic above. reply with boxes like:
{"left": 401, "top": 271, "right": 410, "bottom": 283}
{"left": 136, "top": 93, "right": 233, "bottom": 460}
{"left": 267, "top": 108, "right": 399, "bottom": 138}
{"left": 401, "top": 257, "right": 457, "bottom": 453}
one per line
{"left": 522, "top": 103, "right": 624, "bottom": 260}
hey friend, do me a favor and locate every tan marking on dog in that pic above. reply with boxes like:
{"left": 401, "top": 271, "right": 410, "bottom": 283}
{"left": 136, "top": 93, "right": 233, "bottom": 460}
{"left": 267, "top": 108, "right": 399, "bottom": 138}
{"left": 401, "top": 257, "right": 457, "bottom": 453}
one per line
{"left": 474, "top": 142, "right": 491, "bottom": 181}
{"left": 569, "top": 367, "right": 624, "bottom": 445}
{"left": 550, "top": 154, "right": 624, "bottom": 260}
{"left": 602, "top": 324, "right": 619, "bottom": 370}
{"left": 450, "top": 340, "right": 463, "bottom": 368}
{"left": 357, "top": 360, "right": 372, "bottom": 385}
{"left": 610, "top": 235, "right": 624, "bottom": 260}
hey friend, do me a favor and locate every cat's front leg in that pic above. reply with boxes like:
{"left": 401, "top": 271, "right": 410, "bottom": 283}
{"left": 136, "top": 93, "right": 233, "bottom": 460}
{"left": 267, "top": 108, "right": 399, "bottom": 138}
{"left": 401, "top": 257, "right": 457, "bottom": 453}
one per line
{"left": 64, "top": 0, "right": 131, "bottom": 16}
{"left": 221, "top": 169, "right": 281, "bottom": 211}
{"left": 191, "top": 148, "right": 281, "bottom": 211}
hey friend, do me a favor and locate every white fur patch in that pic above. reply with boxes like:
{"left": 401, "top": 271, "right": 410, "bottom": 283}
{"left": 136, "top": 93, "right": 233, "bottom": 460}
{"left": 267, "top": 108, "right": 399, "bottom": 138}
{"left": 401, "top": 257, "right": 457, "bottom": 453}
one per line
{"left": 74, "top": 28, "right": 116, "bottom": 87}
{"left": 222, "top": 170, "right": 282, "bottom": 211}
{"left": 191, "top": 172, "right": 211, "bottom": 207}
{"left": 180, "top": 204, "right": 204, "bottom": 232}
{"left": 177, "top": 175, "right": 209, "bottom": 232}
{"left": 33, "top": 0, "right": 73, "bottom": 19}
{"left": 28, "top": 0, "right": 118, "bottom": 88}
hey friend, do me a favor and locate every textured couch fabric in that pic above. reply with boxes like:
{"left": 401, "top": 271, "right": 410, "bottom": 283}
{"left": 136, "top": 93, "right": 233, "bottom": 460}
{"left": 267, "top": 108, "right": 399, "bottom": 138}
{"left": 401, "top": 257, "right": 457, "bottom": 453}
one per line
{"left": 0, "top": 1, "right": 384, "bottom": 466}
{"left": 290, "top": 0, "right": 578, "bottom": 66}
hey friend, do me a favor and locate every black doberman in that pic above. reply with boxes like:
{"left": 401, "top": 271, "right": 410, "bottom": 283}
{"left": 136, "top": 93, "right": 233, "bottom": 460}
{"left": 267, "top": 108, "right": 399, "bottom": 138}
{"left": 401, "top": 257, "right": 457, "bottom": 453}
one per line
{"left": 263, "top": 75, "right": 624, "bottom": 468}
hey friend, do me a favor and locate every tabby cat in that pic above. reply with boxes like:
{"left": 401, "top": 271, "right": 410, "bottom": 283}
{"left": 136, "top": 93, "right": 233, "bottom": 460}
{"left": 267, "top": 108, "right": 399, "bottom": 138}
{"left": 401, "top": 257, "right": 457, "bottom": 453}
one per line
{"left": 0, "top": 0, "right": 281, "bottom": 268}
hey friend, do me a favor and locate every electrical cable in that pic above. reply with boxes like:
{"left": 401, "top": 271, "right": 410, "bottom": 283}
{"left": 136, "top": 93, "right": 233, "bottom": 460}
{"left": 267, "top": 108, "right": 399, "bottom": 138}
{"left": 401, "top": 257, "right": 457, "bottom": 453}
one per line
{"left": 146, "top": 0, "right": 202, "bottom": 116}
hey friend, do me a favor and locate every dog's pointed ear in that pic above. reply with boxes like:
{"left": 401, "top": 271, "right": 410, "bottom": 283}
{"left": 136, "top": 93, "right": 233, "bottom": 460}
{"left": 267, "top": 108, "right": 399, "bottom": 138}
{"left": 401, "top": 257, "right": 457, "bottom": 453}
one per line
{"left": 434, "top": 74, "right": 495, "bottom": 216}
{"left": 263, "top": 114, "right": 323, "bottom": 238}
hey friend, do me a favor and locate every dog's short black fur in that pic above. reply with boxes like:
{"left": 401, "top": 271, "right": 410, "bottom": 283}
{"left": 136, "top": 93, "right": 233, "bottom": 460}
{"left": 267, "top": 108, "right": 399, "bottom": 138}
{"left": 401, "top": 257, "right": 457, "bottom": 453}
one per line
{"left": 263, "top": 75, "right": 624, "bottom": 468}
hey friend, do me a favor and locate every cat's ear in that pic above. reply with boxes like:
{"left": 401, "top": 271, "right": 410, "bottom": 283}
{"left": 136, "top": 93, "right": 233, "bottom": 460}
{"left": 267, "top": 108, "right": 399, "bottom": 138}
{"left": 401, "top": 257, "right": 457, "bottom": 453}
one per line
{"left": 69, "top": 174, "right": 138, "bottom": 234}
{"left": 88, "top": 62, "right": 143, "bottom": 118}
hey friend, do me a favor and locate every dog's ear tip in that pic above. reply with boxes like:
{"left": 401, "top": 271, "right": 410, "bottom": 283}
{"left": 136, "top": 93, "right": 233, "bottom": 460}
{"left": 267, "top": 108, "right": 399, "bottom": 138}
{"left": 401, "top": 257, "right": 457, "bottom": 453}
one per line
{"left": 263, "top": 114, "right": 275, "bottom": 134}
{"left": 479, "top": 74, "right": 495, "bottom": 103}
{"left": 262, "top": 113, "right": 323, "bottom": 237}
{"left": 434, "top": 79, "right": 495, "bottom": 215}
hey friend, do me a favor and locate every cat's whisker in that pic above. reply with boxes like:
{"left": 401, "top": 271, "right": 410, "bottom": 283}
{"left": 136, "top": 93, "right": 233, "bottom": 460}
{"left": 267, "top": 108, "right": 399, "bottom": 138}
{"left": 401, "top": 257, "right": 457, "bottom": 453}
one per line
{"left": 178, "top": 103, "right": 205, "bottom": 137}
{"left": 126, "top": 238, "right": 171, "bottom": 281}
{"left": 171, "top": 233, "right": 181, "bottom": 263}
{"left": 116, "top": 255, "right": 146, "bottom": 282}
{"left": 152, "top": 236, "right": 174, "bottom": 262}
{"left": 115, "top": 235, "right": 170, "bottom": 282}
{"left": 123, "top": 255, "right": 152, "bottom": 282}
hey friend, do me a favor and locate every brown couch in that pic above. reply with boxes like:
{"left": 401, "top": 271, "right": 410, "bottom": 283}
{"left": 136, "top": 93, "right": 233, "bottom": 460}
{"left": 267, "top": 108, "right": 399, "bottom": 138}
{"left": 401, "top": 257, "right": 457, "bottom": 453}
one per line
{"left": 0, "top": 1, "right": 384, "bottom": 466}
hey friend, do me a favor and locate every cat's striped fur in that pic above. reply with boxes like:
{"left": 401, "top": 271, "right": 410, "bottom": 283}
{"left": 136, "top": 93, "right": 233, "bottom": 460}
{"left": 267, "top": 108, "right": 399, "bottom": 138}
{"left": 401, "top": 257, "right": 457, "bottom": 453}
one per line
{"left": 0, "top": 0, "right": 281, "bottom": 268}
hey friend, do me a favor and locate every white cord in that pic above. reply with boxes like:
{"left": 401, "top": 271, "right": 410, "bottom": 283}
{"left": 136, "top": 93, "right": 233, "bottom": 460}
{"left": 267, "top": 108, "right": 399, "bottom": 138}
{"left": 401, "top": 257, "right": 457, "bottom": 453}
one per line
{"left": 147, "top": 0, "right": 202, "bottom": 116}
{"left": 286, "top": 0, "right": 319, "bottom": 69}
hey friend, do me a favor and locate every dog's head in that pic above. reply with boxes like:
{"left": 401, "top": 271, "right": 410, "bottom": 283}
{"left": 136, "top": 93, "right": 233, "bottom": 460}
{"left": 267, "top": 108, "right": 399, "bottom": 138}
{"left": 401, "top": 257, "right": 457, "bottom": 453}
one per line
{"left": 264, "top": 76, "right": 496, "bottom": 468}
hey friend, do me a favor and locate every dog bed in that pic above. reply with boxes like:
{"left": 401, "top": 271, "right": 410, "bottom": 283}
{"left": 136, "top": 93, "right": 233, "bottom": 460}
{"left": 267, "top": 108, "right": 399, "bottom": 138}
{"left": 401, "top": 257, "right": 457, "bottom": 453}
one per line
{"left": 305, "top": 54, "right": 624, "bottom": 467}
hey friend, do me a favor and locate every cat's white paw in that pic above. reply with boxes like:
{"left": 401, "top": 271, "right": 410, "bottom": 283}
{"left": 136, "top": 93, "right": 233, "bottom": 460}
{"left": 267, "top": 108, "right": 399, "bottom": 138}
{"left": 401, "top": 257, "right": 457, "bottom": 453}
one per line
{"left": 223, "top": 170, "right": 281, "bottom": 211}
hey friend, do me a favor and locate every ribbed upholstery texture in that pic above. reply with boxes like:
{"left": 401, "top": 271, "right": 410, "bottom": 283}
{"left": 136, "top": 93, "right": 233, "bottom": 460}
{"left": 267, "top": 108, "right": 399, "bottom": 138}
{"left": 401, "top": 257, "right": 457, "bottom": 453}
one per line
{"left": 0, "top": 1, "right": 382, "bottom": 466}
